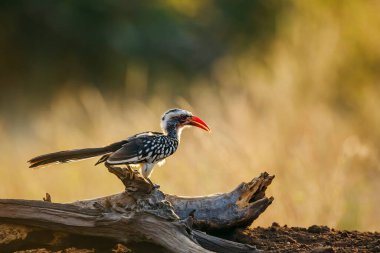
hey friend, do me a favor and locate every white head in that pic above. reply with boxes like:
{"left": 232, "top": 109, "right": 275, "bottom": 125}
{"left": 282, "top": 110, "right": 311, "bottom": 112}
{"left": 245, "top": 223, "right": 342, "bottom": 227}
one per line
{"left": 160, "top": 108, "right": 210, "bottom": 139}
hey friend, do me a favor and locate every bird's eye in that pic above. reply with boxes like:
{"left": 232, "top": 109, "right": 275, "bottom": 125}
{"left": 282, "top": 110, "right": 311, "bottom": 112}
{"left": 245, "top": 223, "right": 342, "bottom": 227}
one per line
{"left": 179, "top": 116, "right": 187, "bottom": 123}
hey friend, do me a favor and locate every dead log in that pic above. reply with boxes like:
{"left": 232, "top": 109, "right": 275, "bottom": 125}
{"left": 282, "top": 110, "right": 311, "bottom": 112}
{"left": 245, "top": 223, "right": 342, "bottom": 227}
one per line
{"left": 0, "top": 166, "right": 274, "bottom": 252}
{"left": 166, "top": 172, "right": 274, "bottom": 231}
{"left": 77, "top": 166, "right": 275, "bottom": 232}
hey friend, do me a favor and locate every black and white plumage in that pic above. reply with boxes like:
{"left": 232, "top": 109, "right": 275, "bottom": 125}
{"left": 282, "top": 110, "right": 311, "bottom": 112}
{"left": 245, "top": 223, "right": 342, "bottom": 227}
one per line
{"left": 99, "top": 131, "right": 179, "bottom": 178}
{"left": 28, "top": 108, "right": 210, "bottom": 180}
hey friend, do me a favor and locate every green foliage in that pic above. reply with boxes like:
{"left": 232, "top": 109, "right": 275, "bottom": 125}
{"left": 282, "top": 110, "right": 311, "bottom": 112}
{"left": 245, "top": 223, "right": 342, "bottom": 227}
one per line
{"left": 0, "top": 0, "right": 285, "bottom": 101}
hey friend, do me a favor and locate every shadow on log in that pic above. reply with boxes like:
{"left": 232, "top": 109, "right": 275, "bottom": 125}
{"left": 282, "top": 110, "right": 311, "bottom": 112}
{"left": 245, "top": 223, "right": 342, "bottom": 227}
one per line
{"left": 0, "top": 166, "right": 274, "bottom": 253}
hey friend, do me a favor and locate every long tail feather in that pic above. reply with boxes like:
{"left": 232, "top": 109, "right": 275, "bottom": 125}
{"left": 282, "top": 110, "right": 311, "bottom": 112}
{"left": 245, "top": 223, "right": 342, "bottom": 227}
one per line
{"left": 28, "top": 140, "right": 128, "bottom": 168}
{"left": 28, "top": 148, "right": 109, "bottom": 168}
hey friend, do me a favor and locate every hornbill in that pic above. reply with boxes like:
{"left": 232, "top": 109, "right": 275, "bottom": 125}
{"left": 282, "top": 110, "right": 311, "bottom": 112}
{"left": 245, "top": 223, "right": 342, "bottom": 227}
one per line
{"left": 28, "top": 108, "right": 210, "bottom": 186}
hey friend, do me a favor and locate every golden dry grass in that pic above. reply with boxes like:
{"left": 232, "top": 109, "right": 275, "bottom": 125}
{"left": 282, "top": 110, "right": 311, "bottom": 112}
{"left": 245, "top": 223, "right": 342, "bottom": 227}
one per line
{"left": 1, "top": 0, "right": 380, "bottom": 232}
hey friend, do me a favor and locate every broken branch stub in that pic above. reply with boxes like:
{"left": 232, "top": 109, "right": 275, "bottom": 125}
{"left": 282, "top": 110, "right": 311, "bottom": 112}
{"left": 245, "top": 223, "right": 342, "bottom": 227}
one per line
{"left": 166, "top": 172, "right": 275, "bottom": 231}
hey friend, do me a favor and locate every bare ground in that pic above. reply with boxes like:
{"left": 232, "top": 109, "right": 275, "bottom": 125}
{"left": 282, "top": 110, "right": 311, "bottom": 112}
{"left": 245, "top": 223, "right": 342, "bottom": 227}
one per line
{"left": 230, "top": 223, "right": 380, "bottom": 253}
{"left": 5, "top": 223, "right": 380, "bottom": 252}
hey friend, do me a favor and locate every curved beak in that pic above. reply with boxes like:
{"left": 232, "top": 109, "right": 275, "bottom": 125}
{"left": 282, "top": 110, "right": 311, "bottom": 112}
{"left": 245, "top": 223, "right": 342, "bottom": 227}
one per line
{"left": 186, "top": 116, "right": 211, "bottom": 132}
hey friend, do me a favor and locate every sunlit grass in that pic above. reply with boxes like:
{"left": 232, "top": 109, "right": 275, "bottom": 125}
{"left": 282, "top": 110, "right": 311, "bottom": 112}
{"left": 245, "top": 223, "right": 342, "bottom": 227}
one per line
{"left": 1, "top": 81, "right": 379, "bottom": 231}
{"left": 1, "top": 0, "right": 380, "bottom": 232}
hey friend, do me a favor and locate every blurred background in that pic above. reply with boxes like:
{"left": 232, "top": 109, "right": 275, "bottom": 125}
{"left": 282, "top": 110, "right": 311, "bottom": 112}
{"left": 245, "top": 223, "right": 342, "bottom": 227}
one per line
{"left": 1, "top": 0, "right": 380, "bottom": 231}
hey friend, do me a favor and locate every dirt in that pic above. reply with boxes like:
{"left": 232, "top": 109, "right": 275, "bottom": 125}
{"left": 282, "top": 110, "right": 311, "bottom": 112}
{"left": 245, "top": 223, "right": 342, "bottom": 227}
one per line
{"left": 3, "top": 223, "right": 380, "bottom": 252}
{"left": 230, "top": 222, "right": 380, "bottom": 253}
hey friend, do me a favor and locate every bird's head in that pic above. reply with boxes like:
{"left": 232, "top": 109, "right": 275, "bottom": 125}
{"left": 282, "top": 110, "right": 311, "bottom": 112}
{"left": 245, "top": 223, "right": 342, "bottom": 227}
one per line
{"left": 160, "top": 108, "right": 210, "bottom": 138}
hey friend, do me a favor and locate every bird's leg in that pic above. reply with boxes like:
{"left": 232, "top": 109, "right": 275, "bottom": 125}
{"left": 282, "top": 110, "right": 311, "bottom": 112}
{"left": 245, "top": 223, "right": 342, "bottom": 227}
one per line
{"left": 125, "top": 165, "right": 140, "bottom": 180}
{"left": 142, "top": 164, "right": 160, "bottom": 189}
{"left": 105, "top": 162, "right": 154, "bottom": 193}
{"left": 124, "top": 164, "right": 156, "bottom": 188}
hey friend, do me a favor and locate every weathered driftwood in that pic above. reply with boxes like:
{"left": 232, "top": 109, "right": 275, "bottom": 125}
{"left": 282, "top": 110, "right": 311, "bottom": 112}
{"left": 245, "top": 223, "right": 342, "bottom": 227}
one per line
{"left": 166, "top": 173, "right": 274, "bottom": 231}
{"left": 0, "top": 166, "right": 274, "bottom": 252}
{"left": 79, "top": 166, "right": 275, "bottom": 231}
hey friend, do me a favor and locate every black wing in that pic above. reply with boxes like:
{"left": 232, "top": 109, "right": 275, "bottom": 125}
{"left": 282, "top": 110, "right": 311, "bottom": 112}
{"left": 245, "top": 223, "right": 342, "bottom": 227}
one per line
{"left": 105, "top": 131, "right": 163, "bottom": 165}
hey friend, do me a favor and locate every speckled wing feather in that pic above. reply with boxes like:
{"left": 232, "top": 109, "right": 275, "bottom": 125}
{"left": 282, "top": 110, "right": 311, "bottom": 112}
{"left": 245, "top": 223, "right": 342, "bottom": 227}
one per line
{"left": 106, "top": 132, "right": 164, "bottom": 165}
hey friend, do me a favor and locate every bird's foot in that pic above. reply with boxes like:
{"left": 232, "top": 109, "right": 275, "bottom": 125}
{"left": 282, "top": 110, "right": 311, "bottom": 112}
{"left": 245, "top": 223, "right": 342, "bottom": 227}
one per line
{"left": 145, "top": 177, "right": 160, "bottom": 190}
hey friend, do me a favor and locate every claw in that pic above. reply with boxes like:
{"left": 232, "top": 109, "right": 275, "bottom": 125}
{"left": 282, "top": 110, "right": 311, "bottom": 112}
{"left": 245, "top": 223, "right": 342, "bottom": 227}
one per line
{"left": 145, "top": 177, "right": 159, "bottom": 190}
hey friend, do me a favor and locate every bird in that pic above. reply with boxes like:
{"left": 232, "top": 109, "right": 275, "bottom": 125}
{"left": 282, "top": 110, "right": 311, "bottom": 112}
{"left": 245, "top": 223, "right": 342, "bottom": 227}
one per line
{"left": 28, "top": 108, "right": 210, "bottom": 186}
